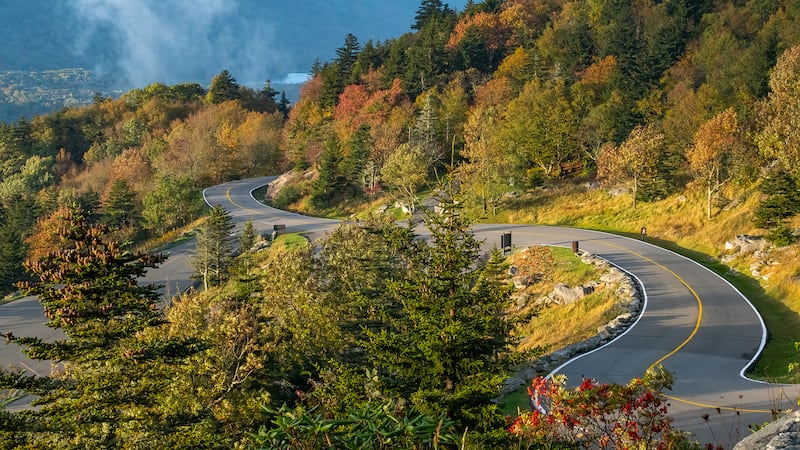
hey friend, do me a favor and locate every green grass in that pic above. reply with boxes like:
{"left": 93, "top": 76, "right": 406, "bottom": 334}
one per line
{"left": 272, "top": 233, "right": 308, "bottom": 250}
{"left": 501, "top": 387, "right": 533, "bottom": 417}
{"left": 251, "top": 186, "right": 268, "bottom": 204}
{"left": 0, "top": 292, "right": 24, "bottom": 306}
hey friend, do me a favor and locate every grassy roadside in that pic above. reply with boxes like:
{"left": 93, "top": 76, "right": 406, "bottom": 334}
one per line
{"left": 481, "top": 183, "right": 800, "bottom": 383}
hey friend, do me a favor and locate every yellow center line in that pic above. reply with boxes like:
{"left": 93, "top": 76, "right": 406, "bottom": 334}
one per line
{"left": 514, "top": 230, "right": 775, "bottom": 414}
{"left": 225, "top": 187, "right": 263, "bottom": 214}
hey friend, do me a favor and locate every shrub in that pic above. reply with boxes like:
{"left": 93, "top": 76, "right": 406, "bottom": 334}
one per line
{"left": 508, "top": 367, "right": 705, "bottom": 449}
{"left": 253, "top": 402, "right": 460, "bottom": 449}
{"left": 271, "top": 185, "right": 302, "bottom": 210}
{"left": 766, "top": 226, "right": 795, "bottom": 247}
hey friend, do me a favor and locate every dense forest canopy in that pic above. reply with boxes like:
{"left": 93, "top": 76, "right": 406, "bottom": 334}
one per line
{"left": 2, "top": 0, "right": 800, "bottom": 447}
{"left": 0, "top": 0, "right": 797, "bottom": 326}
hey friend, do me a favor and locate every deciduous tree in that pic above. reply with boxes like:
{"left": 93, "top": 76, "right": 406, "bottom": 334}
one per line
{"left": 380, "top": 143, "right": 429, "bottom": 213}
{"left": 756, "top": 44, "right": 800, "bottom": 178}
{"left": 458, "top": 105, "right": 512, "bottom": 214}
{"left": 503, "top": 78, "right": 579, "bottom": 179}
{"left": 686, "top": 108, "right": 742, "bottom": 219}
{"left": 597, "top": 124, "right": 665, "bottom": 210}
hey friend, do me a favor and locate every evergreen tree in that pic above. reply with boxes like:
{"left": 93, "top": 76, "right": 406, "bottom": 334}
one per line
{"left": 363, "top": 178, "right": 517, "bottom": 438}
{"left": 238, "top": 220, "right": 257, "bottom": 254}
{"left": 341, "top": 124, "right": 372, "bottom": 194}
{"left": 206, "top": 69, "right": 241, "bottom": 104}
{"left": 754, "top": 171, "right": 800, "bottom": 229}
{"left": 413, "top": 0, "right": 454, "bottom": 31}
{"left": 1, "top": 204, "right": 199, "bottom": 447}
{"left": 311, "top": 139, "right": 344, "bottom": 208}
{"left": 103, "top": 179, "right": 139, "bottom": 230}
{"left": 192, "top": 204, "right": 235, "bottom": 290}
{"left": 0, "top": 196, "right": 35, "bottom": 293}
{"left": 336, "top": 33, "right": 362, "bottom": 85}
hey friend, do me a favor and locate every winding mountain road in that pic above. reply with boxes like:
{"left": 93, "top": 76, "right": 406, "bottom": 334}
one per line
{"left": 205, "top": 177, "right": 789, "bottom": 446}
{"left": 1, "top": 176, "right": 792, "bottom": 446}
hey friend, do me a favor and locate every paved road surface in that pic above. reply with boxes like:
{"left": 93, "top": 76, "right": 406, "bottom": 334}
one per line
{"left": 1, "top": 176, "right": 792, "bottom": 446}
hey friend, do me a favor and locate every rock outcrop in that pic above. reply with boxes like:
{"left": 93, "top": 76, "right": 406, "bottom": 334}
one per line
{"left": 734, "top": 410, "right": 800, "bottom": 450}
{"left": 501, "top": 251, "right": 643, "bottom": 396}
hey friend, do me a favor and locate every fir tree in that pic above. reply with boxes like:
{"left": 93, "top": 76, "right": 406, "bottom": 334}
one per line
{"left": 192, "top": 204, "right": 235, "bottom": 290}
{"left": 1, "top": 204, "right": 200, "bottom": 447}
{"left": 103, "top": 179, "right": 139, "bottom": 230}
{"left": 364, "top": 177, "right": 517, "bottom": 438}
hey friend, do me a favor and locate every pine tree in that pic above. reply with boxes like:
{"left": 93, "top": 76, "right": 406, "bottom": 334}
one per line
{"left": 364, "top": 177, "right": 517, "bottom": 436}
{"left": 206, "top": 69, "right": 241, "bottom": 104}
{"left": 192, "top": 204, "right": 235, "bottom": 290}
{"left": 341, "top": 124, "right": 371, "bottom": 194}
{"left": 311, "top": 140, "right": 344, "bottom": 208}
{"left": 1, "top": 204, "right": 199, "bottom": 447}
{"left": 103, "top": 179, "right": 139, "bottom": 230}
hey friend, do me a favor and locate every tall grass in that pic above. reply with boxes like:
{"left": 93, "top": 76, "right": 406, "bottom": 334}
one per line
{"left": 510, "top": 246, "right": 623, "bottom": 354}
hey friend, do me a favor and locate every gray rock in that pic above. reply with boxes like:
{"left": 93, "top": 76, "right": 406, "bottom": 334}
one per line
{"left": 551, "top": 283, "right": 590, "bottom": 304}
{"left": 735, "top": 411, "right": 800, "bottom": 450}
{"left": 725, "top": 234, "right": 768, "bottom": 255}
{"left": 584, "top": 181, "right": 601, "bottom": 190}
{"left": 608, "top": 187, "right": 629, "bottom": 196}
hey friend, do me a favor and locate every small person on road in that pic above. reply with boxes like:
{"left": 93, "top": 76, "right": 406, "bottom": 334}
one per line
{"left": 640, "top": 226, "right": 647, "bottom": 240}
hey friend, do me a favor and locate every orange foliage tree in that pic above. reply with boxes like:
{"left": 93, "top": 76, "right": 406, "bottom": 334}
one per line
{"left": 686, "top": 108, "right": 743, "bottom": 219}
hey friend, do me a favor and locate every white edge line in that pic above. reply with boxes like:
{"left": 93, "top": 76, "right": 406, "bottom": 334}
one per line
{"left": 544, "top": 227, "right": 771, "bottom": 386}
{"left": 545, "top": 251, "right": 650, "bottom": 380}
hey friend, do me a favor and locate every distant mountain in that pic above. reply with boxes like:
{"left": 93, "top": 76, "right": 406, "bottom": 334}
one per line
{"left": 0, "top": 0, "right": 468, "bottom": 122}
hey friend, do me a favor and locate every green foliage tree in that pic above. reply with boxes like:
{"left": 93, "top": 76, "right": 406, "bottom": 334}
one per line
{"left": 193, "top": 204, "right": 235, "bottom": 290}
{"left": 413, "top": 0, "right": 454, "bottom": 31}
{"left": 1, "top": 204, "right": 200, "bottom": 447}
{"left": 503, "top": 78, "right": 579, "bottom": 180}
{"left": 341, "top": 124, "right": 372, "bottom": 194}
{"left": 0, "top": 197, "right": 35, "bottom": 293}
{"left": 238, "top": 220, "right": 257, "bottom": 254}
{"left": 0, "top": 155, "right": 55, "bottom": 205}
{"left": 413, "top": 93, "right": 444, "bottom": 165}
{"left": 311, "top": 139, "right": 345, "bottom": 208}
{"left": 103, "top": 179, "right": 139, "bottom": 230}
{"left": 753, "top": 171, "right": 800, "bottom": 229}
{"left": 458, "top": 105, "right": 512, "bottom": 214}
{"left": 142, "top": 176, "right": 203, "bottom": 235}
{"left": 380, "top": 143, "right": 429, "bottom": 213}
{"left": 206, "top": 70, "right": 241, "bottom": 105}
{"left": 362, "top": 181, "right": 517, "bottom": 439}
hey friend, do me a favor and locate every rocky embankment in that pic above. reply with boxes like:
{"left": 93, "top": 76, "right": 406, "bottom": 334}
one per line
{"left": 501, "top": 250, "right": 643, "bottom": 395}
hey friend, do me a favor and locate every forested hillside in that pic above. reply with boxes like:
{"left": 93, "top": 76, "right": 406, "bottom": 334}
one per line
{"left": 2, "top": 0, "right": 800, "bottom": 447}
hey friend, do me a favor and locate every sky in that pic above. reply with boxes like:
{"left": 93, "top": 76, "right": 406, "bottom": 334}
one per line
{"left": 49, "top": 0, "right": 470, "bottom": 88}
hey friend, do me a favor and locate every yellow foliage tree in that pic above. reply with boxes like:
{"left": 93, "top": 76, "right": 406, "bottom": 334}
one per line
{"left": 597, "top": 124, "right": 665, "bottom": 210}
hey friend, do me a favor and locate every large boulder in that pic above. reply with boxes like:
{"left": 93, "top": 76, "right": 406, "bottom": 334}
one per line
{"left": 734, "top": 410, "right": 800, "bottom": 450}
{"left": 724, "top": 235, "right": 768, "bottom": 255}
{"left": 551, "top": 283, "right": 592, "bottom": 305}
